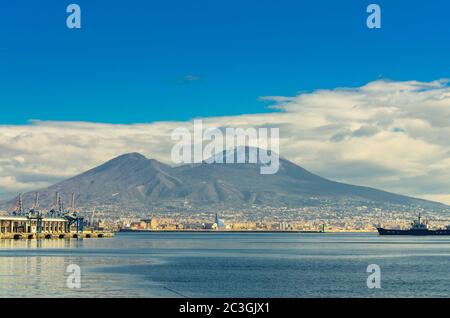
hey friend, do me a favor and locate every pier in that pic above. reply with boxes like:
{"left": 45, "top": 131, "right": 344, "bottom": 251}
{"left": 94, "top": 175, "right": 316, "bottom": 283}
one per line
{"left": 0, "top": 215, "right": 113, "bottom": 239}
{"left": 0, "top": 192, "right": 114, "bottom": 240}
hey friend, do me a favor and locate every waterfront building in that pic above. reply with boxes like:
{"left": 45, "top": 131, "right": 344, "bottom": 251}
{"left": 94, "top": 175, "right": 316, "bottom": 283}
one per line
{"left": 0, "top": 215, "right": 69, "bottom": 239}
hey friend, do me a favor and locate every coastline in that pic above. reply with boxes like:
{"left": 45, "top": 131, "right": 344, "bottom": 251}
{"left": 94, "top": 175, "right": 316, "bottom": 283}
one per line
{"left": 119, "top": 229, "right": 322, "bottom": 233}
{"left": 119, "top": 229, "right": 378, "bottom": 234}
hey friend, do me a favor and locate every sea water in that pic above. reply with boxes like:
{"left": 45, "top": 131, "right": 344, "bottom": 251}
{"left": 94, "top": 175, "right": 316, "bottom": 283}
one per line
{"left": 0, "top": 232, "right": 449, "bottom": 297}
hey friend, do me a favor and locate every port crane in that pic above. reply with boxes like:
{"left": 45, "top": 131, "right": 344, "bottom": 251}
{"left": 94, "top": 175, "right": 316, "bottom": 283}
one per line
{"left": 29, "top": 192, "right": 39, "bottom": 215}
{"left": 10, "top": 192, "right": 44, "bottom": 233}
{"left": 63, "top": 193, "right": 84, "bottom": 233}
{"left": 48, "top": 192, "right": 62, "bottom": 218}
{"left": 10, "top": 192, "right": 85, "bottom": 234}
{"left": 11, "top": 193, "right": 24, "bottom": 216}
{"left": 29, "top": 192, "right": 44, "bottom": 233}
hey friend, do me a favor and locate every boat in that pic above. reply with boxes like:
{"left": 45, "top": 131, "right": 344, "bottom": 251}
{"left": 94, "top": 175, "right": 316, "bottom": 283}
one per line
{"left": 377, "top": 214, "right": 450, "bottom": 235}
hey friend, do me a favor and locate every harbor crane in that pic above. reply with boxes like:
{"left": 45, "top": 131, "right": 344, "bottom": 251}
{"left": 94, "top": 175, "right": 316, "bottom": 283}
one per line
{"left": 11, "top": 193, "right": 24, "bottom": 216}
{"left": 63, "top": 193, "right": 84, "bottom": 233}
{"left": 48, "top": 192, "right": 61, "bottom": 217}
{"left": 10, "top": 192, "right": 85, "bottom": 234}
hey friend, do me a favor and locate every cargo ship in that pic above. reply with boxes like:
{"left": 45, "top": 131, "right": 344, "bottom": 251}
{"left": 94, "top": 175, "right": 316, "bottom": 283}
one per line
{"left": 377, "top": 214, "right": 450, "bottom": 236}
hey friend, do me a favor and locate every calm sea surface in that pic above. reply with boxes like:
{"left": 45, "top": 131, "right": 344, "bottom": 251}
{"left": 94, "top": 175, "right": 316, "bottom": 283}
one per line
{"left": 0, "top": 232, "right": 450, "bottom": 298}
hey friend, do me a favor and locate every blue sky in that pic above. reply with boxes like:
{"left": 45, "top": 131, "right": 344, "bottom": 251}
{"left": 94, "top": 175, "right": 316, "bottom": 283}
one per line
{"left": 0, "top": 0, "right": 449, "bottom": 124}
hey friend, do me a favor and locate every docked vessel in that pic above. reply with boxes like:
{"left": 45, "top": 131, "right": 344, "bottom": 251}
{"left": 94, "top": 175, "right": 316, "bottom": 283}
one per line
{"left": 377, "top": 214, "right": 450, "bottom": 235}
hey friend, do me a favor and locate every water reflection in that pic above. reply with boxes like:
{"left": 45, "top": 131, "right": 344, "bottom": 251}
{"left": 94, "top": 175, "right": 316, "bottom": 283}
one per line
{"left": 1, "top": 233, "right": 450, "bottom": 297}
{"left": 0, "top": 236, "right": 170, "bottom": 297}
{"left": 0, "top": 238, "right": 84, "bottom": 250}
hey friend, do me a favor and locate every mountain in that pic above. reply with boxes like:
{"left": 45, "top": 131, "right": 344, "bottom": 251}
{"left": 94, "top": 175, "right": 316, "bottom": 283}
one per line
{"left": 0, "top": 149, "right": 446, "bottom": 212}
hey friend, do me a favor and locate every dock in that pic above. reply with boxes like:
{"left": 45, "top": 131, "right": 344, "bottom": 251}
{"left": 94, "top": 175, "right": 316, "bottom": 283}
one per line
{"left": 0, "top": 216, "right": 114, "bottom": 240}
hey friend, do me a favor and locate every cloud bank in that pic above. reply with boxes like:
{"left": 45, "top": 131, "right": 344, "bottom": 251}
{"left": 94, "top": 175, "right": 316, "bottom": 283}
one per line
{"left": 1, "top": 79, "right": 450, "bottom": 203}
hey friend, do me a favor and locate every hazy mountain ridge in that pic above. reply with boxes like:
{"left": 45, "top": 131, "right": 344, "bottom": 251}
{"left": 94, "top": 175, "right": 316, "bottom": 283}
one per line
{"left": 0, "top": 149, "right": 446, "bottom": 213}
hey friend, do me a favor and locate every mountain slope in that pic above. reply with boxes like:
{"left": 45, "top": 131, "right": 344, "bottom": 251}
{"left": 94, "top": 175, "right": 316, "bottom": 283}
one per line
{"left": 1, "top": 150, "right": 446, "bottom": 212}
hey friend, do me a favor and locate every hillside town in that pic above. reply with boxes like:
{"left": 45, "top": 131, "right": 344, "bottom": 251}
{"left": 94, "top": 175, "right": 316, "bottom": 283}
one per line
{"left": 62, "top": 202, "right": 450, "bottom": 233}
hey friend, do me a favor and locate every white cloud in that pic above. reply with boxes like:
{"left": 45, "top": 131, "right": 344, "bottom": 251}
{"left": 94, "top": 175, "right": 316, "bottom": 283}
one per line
{"left": 1, "top": 79, "right": 450, "bottom": 203}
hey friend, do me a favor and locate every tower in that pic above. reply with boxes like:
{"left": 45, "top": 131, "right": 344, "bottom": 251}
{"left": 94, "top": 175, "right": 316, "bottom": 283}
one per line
{"left": 215, "top": 212, "right": 225, "bottom": 229}
{"left": 215, "top": 212, "right": 220, "bottom": 225}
